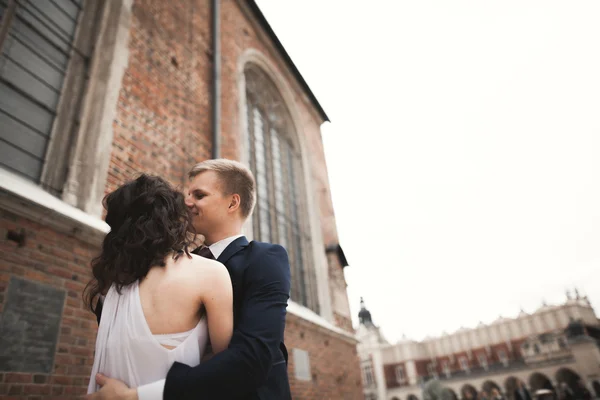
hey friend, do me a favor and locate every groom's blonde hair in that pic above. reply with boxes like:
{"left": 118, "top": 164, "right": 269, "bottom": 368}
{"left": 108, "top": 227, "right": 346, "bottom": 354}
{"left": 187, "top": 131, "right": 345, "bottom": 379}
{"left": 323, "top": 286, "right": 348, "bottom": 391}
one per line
{"left": 188, "top": 159, "right": 256, "bottom": 219}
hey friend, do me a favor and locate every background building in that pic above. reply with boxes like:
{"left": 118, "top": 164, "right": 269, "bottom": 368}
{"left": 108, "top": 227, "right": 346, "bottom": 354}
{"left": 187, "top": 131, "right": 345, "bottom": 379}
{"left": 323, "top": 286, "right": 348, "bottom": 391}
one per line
{"left": 358, "top": 294, "right": 600, "bottom": 400}
{"left": 0, "top": 1, "right": 362, "bottom": 398}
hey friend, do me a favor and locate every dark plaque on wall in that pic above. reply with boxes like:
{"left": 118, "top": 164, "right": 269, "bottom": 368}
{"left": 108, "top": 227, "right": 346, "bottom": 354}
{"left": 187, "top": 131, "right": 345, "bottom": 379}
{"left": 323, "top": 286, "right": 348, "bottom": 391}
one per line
{"left": 0, "top": 277, "right": 66, "bottom": 373}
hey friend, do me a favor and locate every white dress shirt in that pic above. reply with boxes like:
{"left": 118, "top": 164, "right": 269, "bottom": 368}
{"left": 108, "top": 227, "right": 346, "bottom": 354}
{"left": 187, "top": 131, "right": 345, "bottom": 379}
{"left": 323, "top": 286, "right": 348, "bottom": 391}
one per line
{"left": 136, "top": 234, "right": 244, "bottom": 400}
{"left": 207, "top": 234, "right": 244, "bottom": 259}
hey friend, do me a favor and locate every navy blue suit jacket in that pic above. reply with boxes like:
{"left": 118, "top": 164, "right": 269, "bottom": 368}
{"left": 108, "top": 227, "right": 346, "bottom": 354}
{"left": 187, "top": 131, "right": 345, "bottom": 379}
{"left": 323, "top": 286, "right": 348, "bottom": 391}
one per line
{"left": 164, "top": 237, "right": 292, "bottom": 400}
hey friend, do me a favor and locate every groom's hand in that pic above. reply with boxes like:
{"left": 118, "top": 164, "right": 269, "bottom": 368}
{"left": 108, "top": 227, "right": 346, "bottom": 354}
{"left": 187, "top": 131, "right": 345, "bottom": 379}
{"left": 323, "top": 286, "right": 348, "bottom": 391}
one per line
{"left": 85, "top": 374, "right": 138, "bottom": 400}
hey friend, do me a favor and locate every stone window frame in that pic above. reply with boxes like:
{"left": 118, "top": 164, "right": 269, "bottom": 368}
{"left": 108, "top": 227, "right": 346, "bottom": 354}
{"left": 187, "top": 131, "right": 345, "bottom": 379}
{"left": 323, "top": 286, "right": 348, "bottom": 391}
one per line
{"left": 442, "top": 360, "right": 452, "bottom": 377}
{"left": 237, "top": 48, "right": 334, "bottom": 321}
{"left": 497, "top": 349, "right": 509, "bottom": 366}
{"left": 59, "top": 0, "right": 132, "bottom": 217}
{"left": 395, "top": 364, "right": 406, "bottom": 384}
{"left": 459, "top": 356, "right": 470, "bottom": 373}
{"left": 558, "top": 336, "right": 568, "bottom": 349}
{"left": 362, "top": 363, "right": 375, "bottom": 387}
{"left": 477, "top": 352, "right": 489, "bottom": 370}
{"left": 0, "top": 0, "right": 132, "bottom": 240}
{"left": 426, "top": 363, "right": 437, "bottom": 379}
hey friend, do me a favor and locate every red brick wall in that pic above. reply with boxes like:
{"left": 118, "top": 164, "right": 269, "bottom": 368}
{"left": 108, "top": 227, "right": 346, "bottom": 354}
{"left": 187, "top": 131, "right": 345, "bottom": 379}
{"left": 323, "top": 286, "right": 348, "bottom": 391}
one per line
{"left": 286, "top": 313, "right": 362, "bottom": 400}
{"left": 108, "top": 0, "right": 214, "bottom": 193}
{"left": 0, "top": 1, "right": 360, "bottom": 398}
{"left": 0, "top": 211, "right": 97, "bottom": 399}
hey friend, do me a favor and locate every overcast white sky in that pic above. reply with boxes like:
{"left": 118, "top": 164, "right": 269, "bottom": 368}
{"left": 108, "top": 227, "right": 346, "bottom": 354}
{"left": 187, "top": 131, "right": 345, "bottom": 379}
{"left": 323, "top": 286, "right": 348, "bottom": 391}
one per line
{"left": 256, "top": 1, "right": 600, "bottom": 343}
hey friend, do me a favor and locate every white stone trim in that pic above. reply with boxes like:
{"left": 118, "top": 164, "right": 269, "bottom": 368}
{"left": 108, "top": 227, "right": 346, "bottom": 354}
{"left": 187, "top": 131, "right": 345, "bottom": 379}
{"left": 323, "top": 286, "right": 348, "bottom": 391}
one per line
{"left": 237, "top": 48, "right": 334, "bottom": 323}
{"left": 0, "top": 168, "right": 109, "bottom": 246}
{"left": 62, "top": 0, "right": 133, "bottom": 217}
{"left": 287, "top": 300, "right": 356, "bottom": 342}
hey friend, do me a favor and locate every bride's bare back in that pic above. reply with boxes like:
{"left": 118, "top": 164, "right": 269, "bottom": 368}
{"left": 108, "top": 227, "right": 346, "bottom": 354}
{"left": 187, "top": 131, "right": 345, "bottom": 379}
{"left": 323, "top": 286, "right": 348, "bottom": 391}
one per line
{"left": 139, "top": 253, "right": 233, "bottom": 352}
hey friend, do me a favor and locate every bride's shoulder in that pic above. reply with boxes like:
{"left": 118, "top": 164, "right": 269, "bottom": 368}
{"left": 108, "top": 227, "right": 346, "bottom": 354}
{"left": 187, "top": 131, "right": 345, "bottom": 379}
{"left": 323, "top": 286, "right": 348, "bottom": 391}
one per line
{"left": 187, "top": 253, "right": 223, "bottom": 267}
{"left": 184, "top": 254, "right": 229, "bottom": 283}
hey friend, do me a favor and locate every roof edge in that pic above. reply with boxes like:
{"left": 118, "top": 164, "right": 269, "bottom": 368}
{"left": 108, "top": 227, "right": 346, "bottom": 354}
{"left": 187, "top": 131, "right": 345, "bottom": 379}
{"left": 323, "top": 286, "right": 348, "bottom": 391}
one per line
{"left": 247, "top": 1, "right": 330, "bottom": 122}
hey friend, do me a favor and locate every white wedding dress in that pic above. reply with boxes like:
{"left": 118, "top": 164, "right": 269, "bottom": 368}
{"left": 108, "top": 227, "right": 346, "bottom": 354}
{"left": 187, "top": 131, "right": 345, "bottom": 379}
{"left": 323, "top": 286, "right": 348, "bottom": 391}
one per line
{"left": 87, "top": 281, "right": 208, "bottom": 393}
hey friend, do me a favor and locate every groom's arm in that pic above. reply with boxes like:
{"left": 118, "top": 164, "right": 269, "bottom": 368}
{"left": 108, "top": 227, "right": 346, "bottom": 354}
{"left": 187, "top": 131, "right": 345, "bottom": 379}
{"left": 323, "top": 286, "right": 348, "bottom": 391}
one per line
{"left": 145, "top": 244, "right": 290, "bottom": 400}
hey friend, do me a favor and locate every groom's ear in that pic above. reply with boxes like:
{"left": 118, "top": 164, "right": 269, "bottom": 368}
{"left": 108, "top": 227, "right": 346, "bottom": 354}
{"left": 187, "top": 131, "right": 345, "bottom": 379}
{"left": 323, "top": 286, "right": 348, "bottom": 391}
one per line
{"left": 228, "top": 193, "right": 241, "bottom": 213}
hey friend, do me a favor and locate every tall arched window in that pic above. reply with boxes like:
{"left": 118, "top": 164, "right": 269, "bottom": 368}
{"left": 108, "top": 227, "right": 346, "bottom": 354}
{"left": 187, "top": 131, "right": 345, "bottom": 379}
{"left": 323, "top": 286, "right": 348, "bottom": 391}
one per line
{"left": 244, "top": 64, "right": 319, "bottom": 312}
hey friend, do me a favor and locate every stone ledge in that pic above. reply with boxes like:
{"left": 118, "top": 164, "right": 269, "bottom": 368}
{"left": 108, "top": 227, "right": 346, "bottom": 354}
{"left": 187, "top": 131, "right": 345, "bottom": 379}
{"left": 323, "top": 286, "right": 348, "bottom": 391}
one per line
{"left": 287, "top": 300, "right": 358, "bottom": 344}
{"left": 0, "top": 168, "right": 109, "bottom": 247}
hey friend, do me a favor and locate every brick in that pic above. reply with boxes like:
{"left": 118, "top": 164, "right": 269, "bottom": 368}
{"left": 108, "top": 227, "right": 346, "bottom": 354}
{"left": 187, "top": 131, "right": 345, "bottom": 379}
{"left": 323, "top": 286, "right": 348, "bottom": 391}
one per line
{"left": 4, "top": 374, "right": 31, "bottom": 384}
{"left": 23, "top": 385, "right": 51, "bottom": 396}
{"left": 51, "top": 385, "right": 64, "bottom": 395}
{"left": 50, "top": 376, "right": 72, "bottom": 386}
{"left": 7, "top": 385, "right": 21, "bottom": 395}
{"left": 64, "top": 385, "right": 86, "bottom": 395}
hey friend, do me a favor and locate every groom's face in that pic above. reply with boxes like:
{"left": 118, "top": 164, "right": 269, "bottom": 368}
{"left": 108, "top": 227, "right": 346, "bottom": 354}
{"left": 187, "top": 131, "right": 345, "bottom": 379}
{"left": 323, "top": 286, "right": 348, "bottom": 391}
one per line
{"left": 185, "top": 171, "right": 231, "bottom": 235}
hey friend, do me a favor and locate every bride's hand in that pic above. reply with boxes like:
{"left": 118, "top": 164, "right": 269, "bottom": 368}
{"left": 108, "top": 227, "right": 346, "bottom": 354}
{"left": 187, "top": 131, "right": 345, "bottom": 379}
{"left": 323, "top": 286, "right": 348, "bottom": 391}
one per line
{"left": 85, "top": 374, "right": 137, "bottom": 400}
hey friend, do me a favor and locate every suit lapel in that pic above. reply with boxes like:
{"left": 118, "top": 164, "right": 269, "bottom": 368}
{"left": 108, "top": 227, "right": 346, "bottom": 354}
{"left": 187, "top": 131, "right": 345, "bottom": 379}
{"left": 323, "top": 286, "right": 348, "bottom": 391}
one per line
{"left": 217, "top": 236, "right": 249, "bottom": 265}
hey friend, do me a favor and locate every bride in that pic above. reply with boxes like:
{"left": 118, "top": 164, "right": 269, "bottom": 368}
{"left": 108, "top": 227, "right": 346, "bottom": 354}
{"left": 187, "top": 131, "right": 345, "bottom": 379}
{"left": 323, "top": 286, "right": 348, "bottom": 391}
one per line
{"left": 84, "top": 174, "right": 232, "bottom": 393}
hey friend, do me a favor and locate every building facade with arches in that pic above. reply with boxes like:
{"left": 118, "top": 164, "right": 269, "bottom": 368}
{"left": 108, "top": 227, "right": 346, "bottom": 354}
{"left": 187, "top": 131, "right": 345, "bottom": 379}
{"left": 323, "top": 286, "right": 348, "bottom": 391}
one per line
{"left": 0, "top": 1, "right": 361, "bottom": 398}
{"left": 358, "top": 295, "right": 600, "bottom": 400}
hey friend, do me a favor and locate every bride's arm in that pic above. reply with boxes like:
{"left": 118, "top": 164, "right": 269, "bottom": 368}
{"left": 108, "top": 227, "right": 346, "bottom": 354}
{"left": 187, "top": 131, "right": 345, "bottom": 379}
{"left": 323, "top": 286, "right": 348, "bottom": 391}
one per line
{"left": 201, "top": 262, "right": 233, "bottom": 354}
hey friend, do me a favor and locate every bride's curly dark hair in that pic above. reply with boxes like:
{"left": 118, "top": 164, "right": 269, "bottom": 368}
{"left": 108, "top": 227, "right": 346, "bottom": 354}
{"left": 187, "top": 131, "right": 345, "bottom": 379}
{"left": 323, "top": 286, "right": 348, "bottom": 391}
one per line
{"left": 84, "top": 174, "right": 195, "bottom": 313}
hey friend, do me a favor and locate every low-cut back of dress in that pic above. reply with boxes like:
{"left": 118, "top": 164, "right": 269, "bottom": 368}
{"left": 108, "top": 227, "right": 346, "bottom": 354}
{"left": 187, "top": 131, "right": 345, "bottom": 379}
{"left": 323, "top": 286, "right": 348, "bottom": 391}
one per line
{"left": 87, "top": 281, "right": 208, "bottom": 393}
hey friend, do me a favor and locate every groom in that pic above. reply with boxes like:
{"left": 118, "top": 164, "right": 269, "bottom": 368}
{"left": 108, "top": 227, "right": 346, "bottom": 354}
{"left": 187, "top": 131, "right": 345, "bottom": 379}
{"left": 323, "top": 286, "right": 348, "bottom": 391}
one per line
{"left": 90, "top": 159, "right": 292, "bottom": 400}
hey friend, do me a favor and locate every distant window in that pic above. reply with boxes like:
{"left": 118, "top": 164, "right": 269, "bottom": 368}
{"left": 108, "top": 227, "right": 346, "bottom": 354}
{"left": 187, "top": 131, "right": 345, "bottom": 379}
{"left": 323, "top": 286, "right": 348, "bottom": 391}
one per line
{"left": 362, "top": 363, "right": 375, "bottom": 386}
{"left": 478, "top": 353, "right": 488, "bottom": 370}
{"left": 396, "top": 365, "right": 406, "bottom": 383}
{"left": 498, "top": 350, "right": 509, "bottom": 367}
{"left": 427, "top": 363, "right": 437, "bottom": 378}
{"left": 459, "top": 357, "right": 469, "bottom": 373}
{"left": 539, "top": 333, "right": 552, "bottom": 344}
{"left": 533, "top": 344, "right": 540, "bottom": 354}
{"left": 443, "top": 361, "right": 451, "bottom": 378}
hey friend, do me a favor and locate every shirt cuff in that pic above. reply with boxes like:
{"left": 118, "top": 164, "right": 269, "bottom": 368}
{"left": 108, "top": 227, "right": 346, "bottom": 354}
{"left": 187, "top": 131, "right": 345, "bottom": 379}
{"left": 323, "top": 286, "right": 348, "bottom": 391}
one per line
{"left": 137, "top": 379, "right": 165, "bottom": 400}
